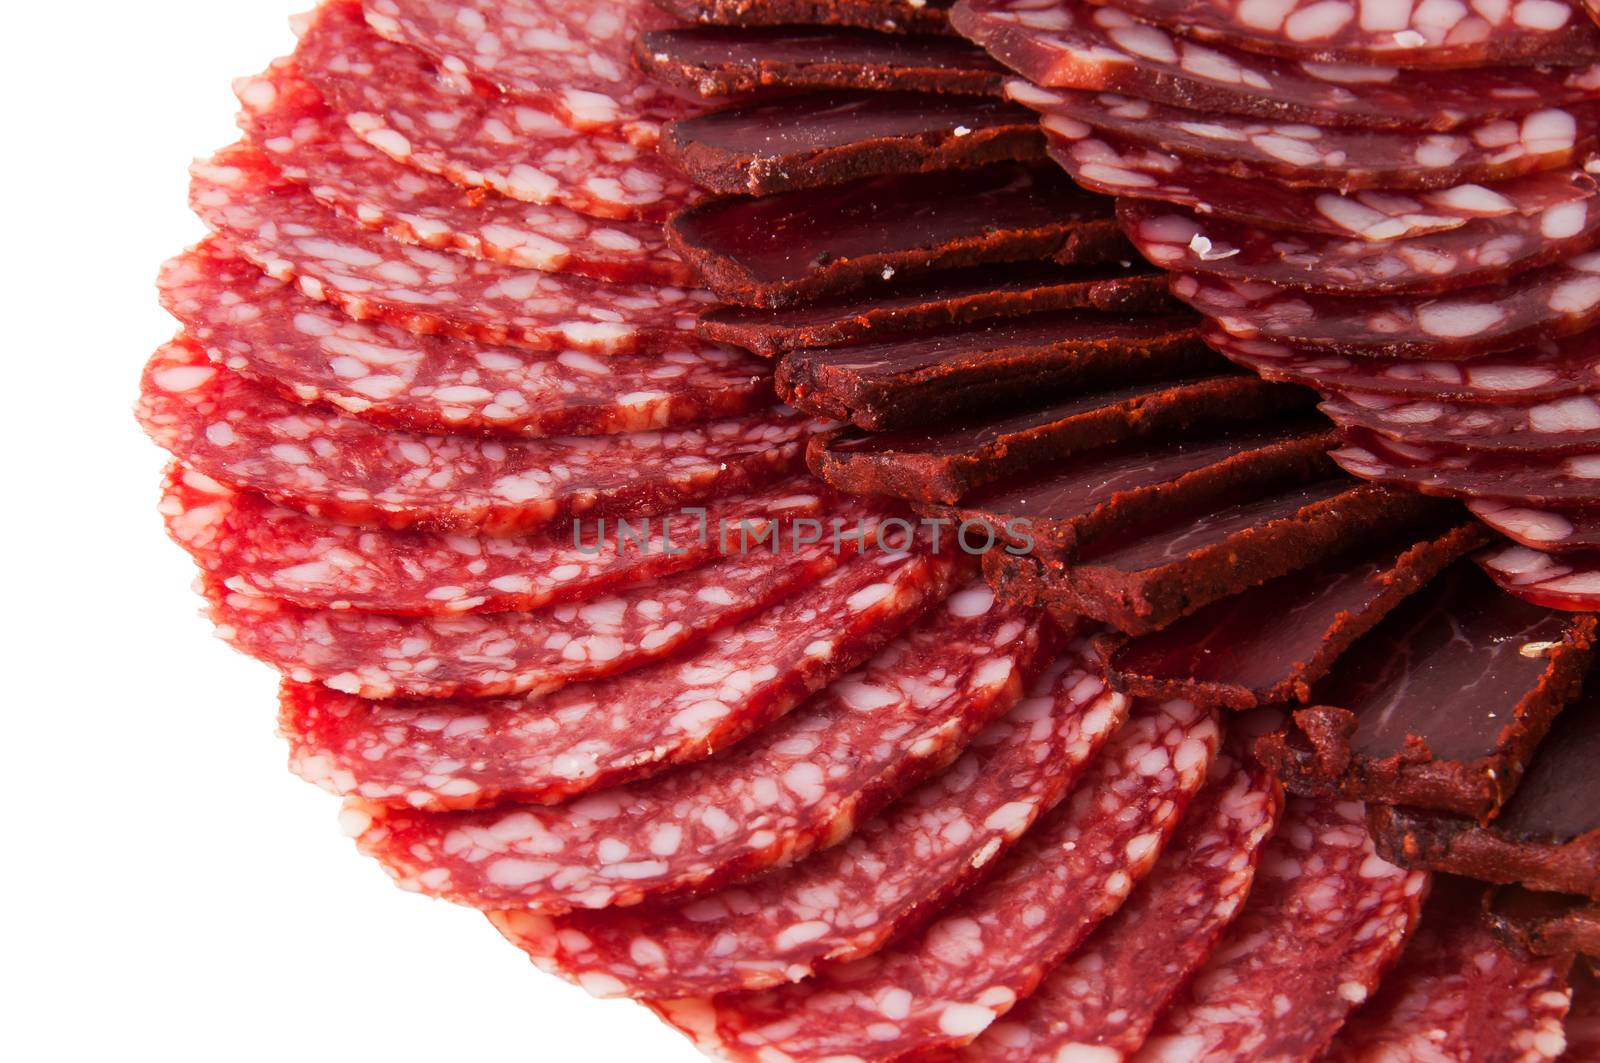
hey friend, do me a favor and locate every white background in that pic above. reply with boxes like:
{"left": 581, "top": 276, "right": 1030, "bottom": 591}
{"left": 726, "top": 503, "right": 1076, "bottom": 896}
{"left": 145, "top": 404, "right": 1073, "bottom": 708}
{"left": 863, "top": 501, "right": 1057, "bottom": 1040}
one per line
{"left": 7, "top": 2, "right": 701, "bottom": 1059}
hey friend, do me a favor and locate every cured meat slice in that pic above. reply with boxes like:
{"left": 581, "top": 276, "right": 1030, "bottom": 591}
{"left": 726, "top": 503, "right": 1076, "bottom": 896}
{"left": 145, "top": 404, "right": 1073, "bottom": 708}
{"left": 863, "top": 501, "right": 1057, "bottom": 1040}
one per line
{"left": 1322, "top": 878, "right": 1573, "bottom": 1063}
{"left": 343, "top": 583, "right": 1052, "bottom": 909}
{"left": 161, "top": 240, "right": 768, "bottom": 439}
{"left": 1488, "top": 886, "right": 1600, "bottom": 959}
{"left": 1470, "top": 499, "right": 1600, "bottom": 553}
{"left": 1323, "top": 389, "right": 1600, "bottom": 455}
{"left": 654, "top": 697, "right": 1222, "bottom": 1062}
{"left": 949, "top": 0, "right": 1600, "bottom": 130}
{"left": 809, "top": 374, "right": 1312, "bottom": 505}
{"left": 283, "top": 546, "right": 961, "bottom": 809}
{"left": 776, "top": 310, "right": 1211, "bottom": 430}
{"left": 1254, "top": 562, "right": 1596, "bottom": 818}
{"left": 1121, "top": 198, "right": 1600, "bottom": 297}
{"left": 191, "top": 145, "right": 708, "bottom": 356}
{"left": 137, "top": 340, "right": 810, "bottom": 536}
{"left": 656, "top": 0, "right": 955, "bottom": 34}
{"left": 1174, "top": 253, "right": 1600, "bottom": 361}
{"left": 1482, "top": 544, "right": 1600, "bottom": 611}
{"left": 296, "top": 3, "right": 694, "bottom": 221}
{"left": 1137, "top": 796, "right": 1429, "bottom": 1062}
{"left": 490, "top": 639, "right": 1130, "bottom": 998}
{"left": 666, "top": 162, "right": 1123, "bottom": 308}
{"left": 235, "top": 62, "right": 692, "bottom": 284}
{"left": 1332, "top": 429, "right": 1600, "bottom": 505}
{"left": 1573, "top": 963, "right": 1600, "bottom": 1059}
{"left": 960, "top": 733, "right": 1282, "bottom": 1063}
{"left": 698, "top": 262, "right": 1171, "bottom": 357}
{"left": 1369, "top": 677, "right": 1600, "bottom": 899}
{"left": 159, "top": 465, "right": 825, "bottom": 616}
{"left": 661, "top": 91, "right": 1041, "bottom": 196}
{"left": 1108, "top": 522, "right": 1490, "bottom": 711}
{"left": 635, "top": 26, "right": 1007, "bottom": 98}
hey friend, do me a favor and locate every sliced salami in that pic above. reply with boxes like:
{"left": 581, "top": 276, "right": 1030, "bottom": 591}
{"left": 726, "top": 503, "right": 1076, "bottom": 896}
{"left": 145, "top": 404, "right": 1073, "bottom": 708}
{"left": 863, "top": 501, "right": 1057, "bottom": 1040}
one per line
{"left": 1137, "top": 797, "right": 1428, "bottom": 1062}
{"left": 295, "top": 2, "right": 694, "bottom": 221}
{"left": 1471, "top": 498, "right": 1600, "bottom": 552}
{"left": 654, "top": 697, "right": 1221, "bottom": 1062}
{"left": 1481, "top": 543, "right": 1600, "bottom": 611}
{"left": 344, "top": 583, "right": 1052, "bottom": 909}
{"left": 1573, "top": 963, "right": 1600, "bottom": 1060}
{"left": 656, "top": 0, "right": 955, "bottom": 34}
{"left": 137, "top": 340, "right": 811, "bottom": 536}
{"left": 235, "top": 61, "right": 692, "bottom": 284}
{"left": 490, "top": 639, "right": 1129, "bottom": 998}
{"left": 161, "top": 240, "right": 768, "bottom": 439}
{"left": 1324, "top": 389, "right": 1600, "bottom": 454}
{"left": 1332, "top": 428, "right": 1600, "bottom": 505}
{"left": 283, "top": 545, "right": 960, "bottom": 809}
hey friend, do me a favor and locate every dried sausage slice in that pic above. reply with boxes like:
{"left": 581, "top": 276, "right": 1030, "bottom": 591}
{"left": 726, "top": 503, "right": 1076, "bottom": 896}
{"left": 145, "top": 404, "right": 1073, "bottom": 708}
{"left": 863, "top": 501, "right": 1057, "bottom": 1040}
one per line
{"left": 1323, "top": 389, "right": 1600, "bottom": 455}
{"left": 1332, "top": 429, "right": 1600, "bottom": 506}
{"left": 1471, "top": 499, "right": 1600, "bottom": 553}
{"left": 656, "top": 0, "right": 955, "bottom": 34}
{"left": 1480, "top": 544, "right": 1600, "bottom": 612}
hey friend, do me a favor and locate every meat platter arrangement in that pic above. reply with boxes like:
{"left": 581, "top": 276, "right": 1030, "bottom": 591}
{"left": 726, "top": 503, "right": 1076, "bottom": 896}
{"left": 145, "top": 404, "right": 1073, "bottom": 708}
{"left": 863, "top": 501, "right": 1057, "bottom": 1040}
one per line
{"left": 139, "top": 0, "right": 1600, "bottom": 1057}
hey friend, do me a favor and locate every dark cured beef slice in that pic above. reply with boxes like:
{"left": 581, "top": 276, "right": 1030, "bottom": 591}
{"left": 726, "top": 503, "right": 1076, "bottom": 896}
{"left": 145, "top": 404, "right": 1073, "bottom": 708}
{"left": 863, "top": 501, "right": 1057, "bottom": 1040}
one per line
{"left": 808, "top": 374, "right": 1314, "bottom": 505}
{"left": 653, "top": 0, "right": 955, "bottom": 34}
{"left": 698, "top": 261, "right": 1170, "bottom": 356}
{"left": 1479, "top": 543, "right": 1600, "bottom": 612}
{"left": 1487, "top": 886, "right": 1600, "bottom": 958}
{"left": 1322, "top": 390, "right": 1600, "bottom": 455}
{"left": 1108, "top": 522, "right": 1491, "bottom": 711}
{"left": 635, "top": 26, "right": 1005, "bottom": 98}
{"left": 667, "top": 162, "right": 1123, "bottom": 308}
{"left": 776, "top": 310, "right": 1208, "bottom": 430}
{"left": 1254, "top": 563, "right": 1596, "bottom": 819}
{"left": 1332, "top": 428, "right": 1600, "bottom": 506}
{"left": 1470, "top": 499, "right": 1600, "bottom": 553}
{"left": 662, "top": 92, "right": 1042, "bottom": 196}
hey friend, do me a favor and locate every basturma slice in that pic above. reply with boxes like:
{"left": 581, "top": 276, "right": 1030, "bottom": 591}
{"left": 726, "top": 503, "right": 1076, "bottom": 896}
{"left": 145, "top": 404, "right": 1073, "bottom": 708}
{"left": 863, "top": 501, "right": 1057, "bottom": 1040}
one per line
{"left": 808, "top": 374, "right": 1310, "bottom": 505}
{"left": 1488, "top": 886, "right": 1600, "bottom": 959}
{"left": 1137, "top": 796, "right": 1429, "bottom": 1062}
{"left": 1322, "top": 389, "right": 1600, "bottom": 455}
{"left": 489, "top": 639, "right": 1129, "bottom": 998}
{"left": 343, "top": 583, "right": 1052, "bottom": 910}
{"left": 1255, "top": 561, "right": 1597, "bottom": 818}
{"left": 1333, "top": 429, "right": 1600, "bottom": 506}
{"left": 661, "top": 91, "right": 1042, "bottom": 196}
{"left": 656, "top": 0, "right": 955, "bottom": 34}
{"left": 136, "top": 339, "right": 810, "bottom": 536}
{"left": 666, "top": 162, "right": 1123, "bottom": 308}
{"left": 1473, "top": 501, "right": 1600, "bottom": 553}
{"left": 654, "top": 697, "right": 1221, "bottom": 1062}
{"left": 1107, "top": 522, "right": 1489, "bottom": 711}
{"left": 1481, "top": 544, "right": 1600, "bottom": 610}
{"left": 282, "top": 546, "right": 960, "bottom": 809}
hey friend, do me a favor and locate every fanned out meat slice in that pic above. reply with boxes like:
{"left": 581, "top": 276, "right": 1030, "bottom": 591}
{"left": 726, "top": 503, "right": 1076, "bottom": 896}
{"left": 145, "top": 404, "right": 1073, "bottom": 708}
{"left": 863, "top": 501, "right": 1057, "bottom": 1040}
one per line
{"left": 1481, "top": 543, "right": 1600, "bottom": 610}
{"left": 1322, "top": 388, "right": 1600, "bottom": 454}
{"left": 1333, "top": 429, "right": 1600, "bottom": 506}
{"left": 1488, "top": 886, "right": 1600, "bottom": 959}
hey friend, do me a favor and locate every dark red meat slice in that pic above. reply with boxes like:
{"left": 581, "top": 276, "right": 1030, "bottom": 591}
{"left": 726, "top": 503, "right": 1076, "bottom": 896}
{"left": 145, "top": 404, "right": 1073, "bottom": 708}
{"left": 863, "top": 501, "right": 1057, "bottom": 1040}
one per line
{"left": 1487, "top": 886, "right": 1600, "bottom": 959}
{"left": 661, "top": 91, "right": 1042, "bottom": 196}
{"left": 1470, "top": 499, "right": 1600, "bottom": 553}
{"left": 1481, "top": 544, "right": 1600, "bottom": 610}
{"left": 161, "top": 240, "right": 768, "bottom": 439}
{"left": 236, "top": 61, "right": 693, "bottom": 285}
{"left": 808, "top": 373, "right": 1312, "bottom": 505}
{"left": 490, "top": 638, "right": 1129, "bottom": 997}
{"left": 1174, "top": 253, "right": 1600, "bottom": 360}
{"left": 653, "top": 697, "right": 1222, "bottom": 1062}
{"left": 635, "top": 26, "right": 1007, "bottom": 97}
{"left": 1108, "top": 522, "right": 1489, "bottom": 710}
{"left": 1254, "top": 562, "right": 1596, "bottom": 818}
{"left": 137, "top": 340, "right": 811, "bottom": 536}
{"left": 776, "top": 310, "right": 1210, "bottom": 430}
{"left": 1324, "top": 388, "right": 1600, "bottom": 454}
{"left": 655, "top": 0, "right": 955, "bottom": 34}
{"left": 282, "top": 545, "right": 960, "bottom": 809}
{"left": 1137, "top": 796, "right": 1428, "bottom": 1062}
{"left": 1572, "top": 962, "right": 1600, "bottom": 1058}
{"left": 666, "top": 162, "right": 1124, "bottom": 308}
{"left": 345, "top": 583, "right": 1053, "bottom": 910}
{"left": 1332, "top": 429, "right": 1600, "bottom": 505}
{"left": 191, "top": 145, "right": 709, "bottom": 356}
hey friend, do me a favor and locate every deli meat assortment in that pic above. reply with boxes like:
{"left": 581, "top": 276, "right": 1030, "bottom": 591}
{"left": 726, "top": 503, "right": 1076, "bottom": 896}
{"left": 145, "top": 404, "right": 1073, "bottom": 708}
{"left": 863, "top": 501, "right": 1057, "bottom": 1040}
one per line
{"left": 137, "top": 0, "right": 1600, "bottom": 1058}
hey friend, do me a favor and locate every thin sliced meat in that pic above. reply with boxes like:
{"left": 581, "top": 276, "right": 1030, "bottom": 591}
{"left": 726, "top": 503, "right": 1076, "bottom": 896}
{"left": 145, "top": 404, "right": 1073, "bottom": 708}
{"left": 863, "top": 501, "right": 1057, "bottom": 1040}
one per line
{"left": 1573, "top": 963, "right": 1600, "bottom": 1060}
{"left": 283, "top": 545, "right": 961, "bottom": 809}
{"left": 490, "top": 639, "right": 1129, "bottom": 998}
{"left": 656, "top": 696, "right": 1221, "bottom": 1062}
{"left": 1135, "top": 797, "right": 1429, "bottom": 1062}
{"left": 658, "top": 0, "right": 954, "bottom": 34}
{"left": 1481, "top": 544, "right": 1600, "bottom": 611}
{"left": 1488, "top": 887, "right": 1600, "bottom": 960}
{"left": 343, "top": 582, "right": 1052, "bottom": 909}
{"left": 1333, "top": 429, "right": 1600, "bottom": 505}
{"left": 191, "top": 144, "right": 707, "bottom": 356}
{"left": 137, "top": 339, "right": 811, "bottom": 536}
{"left": 1324, "top": 389, "right": 1600, "bottom": 454}
{"left": 235, "top": 60, "right": 692, "bottom": 284}
{"left": 1472, "top": 498, "right": 1600, "bottom": 552}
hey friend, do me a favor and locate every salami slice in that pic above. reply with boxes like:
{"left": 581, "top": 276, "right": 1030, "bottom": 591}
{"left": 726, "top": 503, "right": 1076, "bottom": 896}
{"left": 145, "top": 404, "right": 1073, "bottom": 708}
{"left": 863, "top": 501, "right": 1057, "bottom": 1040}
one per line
{"left": 1324, "top": 389, "right": 1600, "bottom": 455}
{"left": 344, "top": 583, "right": 1052, "bottom": 910}
{"left": 1573, "top": 963, "right": 1600, "bottom": 1060}
{"left": 1470, "top": 499, "right": 1600, "bottom": 552}
{"left": 1174, "top": 253, "right": 1600, "bottom": 361}
{"left": 137, "top": 340, "right": 811, "bottom": 536}
{"left": 635, "top": 26, "right": 1007, "bottom": 97}
{"left": 490, "top": 639, "right": 1129, "bottom": 998}
{"left": 1488, "top": 886, "right": 1600, "bottom": 960}
{"left": 1480, "top": 544, "right": 1600, "bottom": 612}
{"left": 161, "top": 240, "right": 768, "bottom": 439}
{"left": 666, "top": 162, "right": 1124, "bottom": 309}
{"left": 1137, "top": 796, "right": 1428, "bottom": 1062}
{"left": 656, "top": 0, "right": 955, "bottom": 34}
{"left": 1120, "top": 198, "right": 1600, "bottom": 296}
{"left": 662, "top": 91, "right": 1042, "bottom": 196}
{"left": 1332, "top": 429, "right": 1600, "bottom": 505}
{"left": 295, "top": 2, "right": 694, "bottom": 221}
{"left": 949, "top": 0, "right": 1600, "bottom": 130}
{"left": 235, "top": 61, "right": 692, "bottom": 285}
{"left": 283, "top": 545, "right": 960, "bottom": 809}
{"left": 191, "top": 146, "right": 708, "bottom": 356}
{"left": 159, "top": 465, "right": 825, "bottom": 616}
{"left": 654, "top": 697, "right": 1221, "bottom": 1062}
{"left": 1254, "top": 561, "right": 1596, "bottom": 817}
{"left": 960, "top": 737, "right": 1282, "bottom": 1063}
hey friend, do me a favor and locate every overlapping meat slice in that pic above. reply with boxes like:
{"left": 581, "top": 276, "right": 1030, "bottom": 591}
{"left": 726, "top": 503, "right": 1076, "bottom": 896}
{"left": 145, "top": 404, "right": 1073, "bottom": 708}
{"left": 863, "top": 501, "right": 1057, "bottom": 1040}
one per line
{"left": 1323, "top": 388, "right": 1600, "bottom": 454}
{"left": 658, "top": 0, "right": 955, "bottom": 33}
{"left": 1488, "top": 886, "right": 1600, "bottom": 958}
{"left": 1333, "top": 430, "right": 1600, "bottom": 505}
{"left": 1482, "top": 544, "right": 1600, "bottom": 610}
{"left": 1473, "top": 500, "right": 1600, "bottom": 553}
